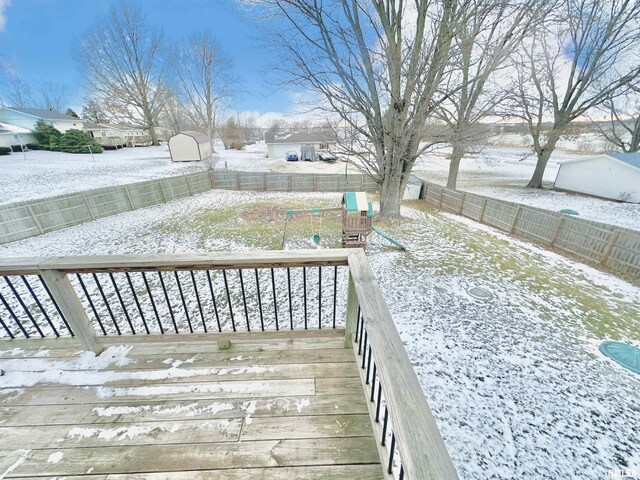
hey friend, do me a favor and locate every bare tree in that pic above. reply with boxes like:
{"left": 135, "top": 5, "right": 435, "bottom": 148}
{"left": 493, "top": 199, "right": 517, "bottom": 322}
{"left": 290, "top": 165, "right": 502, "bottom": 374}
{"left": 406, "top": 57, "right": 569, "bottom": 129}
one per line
{"left": 3, "top": 78, "right": 34, "bottom": 108}
{"left": 593, "top": 85, "right": 640, "bottom": 152}
{"left": 511, "top": 0, "right": 640, "bottom": 188}
{"left": 160, "top": 90, "right": 192, "bottom": 134}
{"left": 219, "top": 117, "right": 244, "bottom": 150}
{"left": 244, "top": 0, "right": 474, "bottom": 218}
{"left": 82, "top": 100, "right": 109, "bottom": 124}
{"left": 37, "top": 81, "right": 68, "bottom": 111}
{"left": 76, "top": 1, "right": 167, "bottom": 145}
{"left": 437, "top": 0, "right": 549, "bottom": 189}
{"left": 173, "top": 33, "right": 233, "bottom": 139}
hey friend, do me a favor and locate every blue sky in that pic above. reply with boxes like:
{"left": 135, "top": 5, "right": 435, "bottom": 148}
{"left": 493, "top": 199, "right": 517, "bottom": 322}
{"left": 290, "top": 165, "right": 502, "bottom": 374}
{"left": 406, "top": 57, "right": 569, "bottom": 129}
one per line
{"left": 0, "top": 0, "right": 294, "bottom": 118}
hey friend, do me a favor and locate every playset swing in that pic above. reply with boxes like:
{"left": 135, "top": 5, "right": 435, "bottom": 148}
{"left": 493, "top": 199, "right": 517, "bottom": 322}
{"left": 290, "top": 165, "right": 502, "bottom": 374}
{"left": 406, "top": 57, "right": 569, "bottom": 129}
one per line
{"left": 281, "top": 192, "right": 407, "bottom": 251}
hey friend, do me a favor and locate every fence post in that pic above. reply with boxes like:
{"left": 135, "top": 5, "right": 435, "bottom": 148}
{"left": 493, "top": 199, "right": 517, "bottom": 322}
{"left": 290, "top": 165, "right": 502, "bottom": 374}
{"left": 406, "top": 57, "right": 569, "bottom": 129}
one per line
{"left": 509, "top": 205, "right": 522, "bottom": 234}
{"left": 186, "top": 175, "right": 194, "bottom": 196}
{"left": 123, "top": 186, "right": 134, "bottom": 210}
{"left": 82, "top": 193, "right": 96, "bottom": 220}
{"left": 600, "top": 230, "right": 621, "bottom": 264}
{"left": 458, "top": 192, "right": 466, "bottom": 214}
{"left": 39, "top": 270, "right": 104, "bottom": 355}
{"left": 208, "top": 171, "right": 216, "bottom": 189}
{"left": 26, "top": 205, "right": 44, "bottom": 234}
{"left": 344, "top": 271, "right": 359, "bottom": 348}
{"left": 438, "top": 187, "right": 444, "bottom": 208}
{"left": 158, "top": 182, "right": 167, "bottom": 203}
{"left": 549, "top": 215, "right": 564, "bottom": 245}
{"left": 479, "top": 197, "right": 488, "bottom": 222}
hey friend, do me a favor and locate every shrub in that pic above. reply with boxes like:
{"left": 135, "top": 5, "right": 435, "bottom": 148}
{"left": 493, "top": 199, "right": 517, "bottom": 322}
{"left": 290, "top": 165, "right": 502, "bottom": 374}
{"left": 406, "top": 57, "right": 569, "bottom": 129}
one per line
{"left": 11, "top": 144, "right": 25, "bottom": 152}
{"left": 25, "top": 143, "right": 41, "bottom": 151}
{"left": 57, "top": 129, "right": 104, "bottom": 154}
{"left": 33, "top": 119, "right": 62, "bottom": 148}
{"left": 0, "top": 147, "right": 11, "bottom": 156}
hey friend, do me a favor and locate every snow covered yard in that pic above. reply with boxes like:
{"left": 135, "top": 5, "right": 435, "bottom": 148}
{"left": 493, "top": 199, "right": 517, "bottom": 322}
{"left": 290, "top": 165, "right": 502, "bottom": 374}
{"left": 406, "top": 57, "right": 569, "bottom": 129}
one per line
{"left": 413, "top": 146, "right": 640, "bottom": 231}
{"left": 0, "top": 189, "right": 638, "bottom": 479}
{"left": 0, "top": 146, "right": 208, "bottom": 205}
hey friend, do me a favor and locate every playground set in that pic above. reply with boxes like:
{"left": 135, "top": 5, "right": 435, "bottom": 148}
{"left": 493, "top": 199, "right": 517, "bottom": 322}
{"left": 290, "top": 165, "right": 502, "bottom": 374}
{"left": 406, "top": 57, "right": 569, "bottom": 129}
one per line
{"left": 281, "top": 191, "right": 407, "bottom": 251}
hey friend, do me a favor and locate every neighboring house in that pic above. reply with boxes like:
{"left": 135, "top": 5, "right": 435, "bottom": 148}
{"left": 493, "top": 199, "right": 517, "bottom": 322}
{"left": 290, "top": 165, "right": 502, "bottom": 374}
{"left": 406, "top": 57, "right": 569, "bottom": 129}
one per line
{"left": 0, "top": 122, "right": 36, "bottom": 148}
{"left": 554, "top": 152, "right": 640, "bottom": 203}
{"left": 83, "top": 122, "right": 152, "bottom": 148}
{"left": 83, "top": 122, "right": 127, "bottom": 149}
{"left": 0, "top": 107, "right": 84, "bottom": 133}
{"left": 264, "top": 131, "right": 338, "bottom": 159}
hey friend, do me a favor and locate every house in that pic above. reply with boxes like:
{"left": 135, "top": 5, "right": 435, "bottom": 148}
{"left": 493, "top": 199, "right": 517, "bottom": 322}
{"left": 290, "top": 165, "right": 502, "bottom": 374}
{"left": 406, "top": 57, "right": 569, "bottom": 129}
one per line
{"left": 554, "top": 152, "right": 640, "bottom": 203}
{"left": 0, "top": 122, "right": 36, "bottom": 148}
{"left": 168, "top": 131, "right": 212, "bottom": 162}
{"left": 0, "top": 107, "right": 84, "bottom": 133}
{"left": 83, "top": 122, "right": 127, "bottom": 149}
{"left": 264, "top": 131, "right": 338, "bottom": 159}
{"left": 83, "top": 122, "right": 152, "bottom": 148}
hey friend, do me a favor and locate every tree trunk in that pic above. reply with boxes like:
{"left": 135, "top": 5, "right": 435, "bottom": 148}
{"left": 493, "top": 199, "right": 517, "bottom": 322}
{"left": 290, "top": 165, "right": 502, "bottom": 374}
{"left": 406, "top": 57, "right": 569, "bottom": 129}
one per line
{"left": 149, "top": 125, "right": 159, "bottom": 146}
{"left": 446, "top": 142, "right": 465, "bottom": 190}
{"left": 527, "top": 130, "right": 561, "bottom": 188}
{"left": 379, "top": 169, "right": 407, "bottom": 218}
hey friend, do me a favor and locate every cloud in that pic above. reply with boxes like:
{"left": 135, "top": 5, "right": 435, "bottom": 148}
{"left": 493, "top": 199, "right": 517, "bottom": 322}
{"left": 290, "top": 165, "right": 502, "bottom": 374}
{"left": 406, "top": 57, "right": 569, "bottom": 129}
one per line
{"left": 0, "top": 0, "right": 10, "bottom": 32}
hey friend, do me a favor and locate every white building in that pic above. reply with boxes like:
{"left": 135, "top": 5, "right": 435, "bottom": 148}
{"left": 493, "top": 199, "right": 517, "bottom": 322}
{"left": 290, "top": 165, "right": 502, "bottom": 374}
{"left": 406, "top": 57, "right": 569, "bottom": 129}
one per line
{"left": 168, "top": 131, "right": 212, "bottom": 162}
{"left": 554, "top": 152, "right": 640, "bottom": 203}
{"left": 84, "top": 122, "right": 152, "bottom": 148}
{"left": 0, "top": 107, "right": 84, "bottom": 133}
{"left": 264, "top": 131, "right": 338, "bottom": 159}
{"left": 0, "top": 122, "right": 36, "bottom": 148}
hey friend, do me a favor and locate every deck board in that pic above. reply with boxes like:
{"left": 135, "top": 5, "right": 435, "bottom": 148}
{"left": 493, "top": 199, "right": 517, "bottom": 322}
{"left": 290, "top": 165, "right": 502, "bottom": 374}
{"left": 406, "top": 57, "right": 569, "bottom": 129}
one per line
{"left": 0, "top": 330, "right": 382, "bottom": 479}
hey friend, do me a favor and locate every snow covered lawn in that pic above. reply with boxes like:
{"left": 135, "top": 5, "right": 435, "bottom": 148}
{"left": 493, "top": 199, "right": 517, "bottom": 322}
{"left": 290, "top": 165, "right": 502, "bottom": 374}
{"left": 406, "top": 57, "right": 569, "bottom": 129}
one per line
{"left": 0, "top": 189, "right": 638, "bottom": 479}
{"left": 0, "top": 146, "right": 207, "bottom": 205}
{"left": 414, "top": 146, "right": 640, "bottom": 231}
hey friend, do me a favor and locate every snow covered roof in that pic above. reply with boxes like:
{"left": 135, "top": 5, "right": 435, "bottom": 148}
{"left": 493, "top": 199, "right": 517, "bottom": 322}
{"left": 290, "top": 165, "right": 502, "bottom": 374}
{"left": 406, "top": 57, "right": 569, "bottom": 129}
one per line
{"left": 264, "top": 131, "right": 338, "bottom": 145}
{"left": 174, "top": 131, "right": 211, "bottom": 144}
{"left": 2, "top": 107, "right": 80, "bottom": 121}
{"left": 559, "top": 152, "right": 640, "bottom": 171}
{"left": 0, "top": 122, "right": 32, "bottom": 134}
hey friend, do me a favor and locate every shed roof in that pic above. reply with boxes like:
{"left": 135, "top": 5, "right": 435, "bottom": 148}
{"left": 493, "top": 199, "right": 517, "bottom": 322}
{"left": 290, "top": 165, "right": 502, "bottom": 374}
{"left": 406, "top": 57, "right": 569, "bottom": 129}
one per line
{"left": 608, "top": 152, "right": 640, "bottom": 169}
{"left": 559, "top": 152, "right": 640, "bottom": 171}
{"left": 2, "top": 107, "right": 80, "bottom": 121}
{"left": 264, "top": 131, "right": 338, "bottom": 145}
{"left": 173, "top": 131, "right": 211, "bottom": 144}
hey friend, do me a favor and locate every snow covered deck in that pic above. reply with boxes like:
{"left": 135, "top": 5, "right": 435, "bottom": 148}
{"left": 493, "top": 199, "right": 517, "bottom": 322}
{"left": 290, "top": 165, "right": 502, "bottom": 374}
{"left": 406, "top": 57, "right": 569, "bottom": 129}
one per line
{"left": 0, "top": 330, "right": 384, "bottom": 479}
{"left": 0, "top": 250, "right": 458, "bottom": 480}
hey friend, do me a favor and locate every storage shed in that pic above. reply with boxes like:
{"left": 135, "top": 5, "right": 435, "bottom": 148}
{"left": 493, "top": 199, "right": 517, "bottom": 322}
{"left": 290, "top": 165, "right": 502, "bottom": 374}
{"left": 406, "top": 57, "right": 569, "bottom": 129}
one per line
{"left": 554, "top": 152, "right": 640, "bottom": 203}
{"left": 168, "top": 131, "right": 212, "bottom": 162}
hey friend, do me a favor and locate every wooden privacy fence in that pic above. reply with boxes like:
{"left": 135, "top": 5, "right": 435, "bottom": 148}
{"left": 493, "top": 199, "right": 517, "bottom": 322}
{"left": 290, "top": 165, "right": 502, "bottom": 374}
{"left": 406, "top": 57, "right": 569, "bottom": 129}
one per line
{"left": 422, "top": 182, "right": 640, "bottom": 280}
{"left": 0, "top": 249, "right": 458, "bottom": 480}
{"left": 0, "top": 170, "right": 379, "bottom": 245}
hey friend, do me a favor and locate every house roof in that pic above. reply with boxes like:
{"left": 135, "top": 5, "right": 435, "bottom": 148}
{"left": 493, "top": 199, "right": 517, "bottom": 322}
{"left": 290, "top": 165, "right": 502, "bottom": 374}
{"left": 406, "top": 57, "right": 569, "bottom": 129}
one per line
{"left": 559, "top": 152, "right": 640, "bottom": 171}
{"left": 174, "top": 131, "right": 211, "bottom": 144}
{"left": 0, "top": 122, "right": 31, "bottom": 135}
{"left": 265, "top": 131, "right": 338, "bottom": 145}
{"left": 2, "top": 107, "right": 81, "bottom": 121}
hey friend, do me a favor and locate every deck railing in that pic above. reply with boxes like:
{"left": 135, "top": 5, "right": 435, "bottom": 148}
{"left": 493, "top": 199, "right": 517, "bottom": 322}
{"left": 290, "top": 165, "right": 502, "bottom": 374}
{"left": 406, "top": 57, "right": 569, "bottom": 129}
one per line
{"left": 0, "top": 249, "right": 458, "bottom": 480}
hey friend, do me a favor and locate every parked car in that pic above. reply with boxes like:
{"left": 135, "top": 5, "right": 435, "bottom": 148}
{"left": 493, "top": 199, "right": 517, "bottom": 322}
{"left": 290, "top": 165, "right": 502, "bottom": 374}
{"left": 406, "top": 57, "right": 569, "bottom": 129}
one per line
{"left": 318, "top": 150, "right": 337, "bottom": 162}
{"left": 285, "top": 151, "right": 299, "bottom": 161}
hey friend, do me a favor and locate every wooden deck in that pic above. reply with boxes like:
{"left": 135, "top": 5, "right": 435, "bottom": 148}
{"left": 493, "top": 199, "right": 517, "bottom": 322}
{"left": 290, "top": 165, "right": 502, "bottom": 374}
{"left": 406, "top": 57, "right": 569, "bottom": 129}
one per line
{"left": 0, "top": 329, "right": 384, "bottom": 479}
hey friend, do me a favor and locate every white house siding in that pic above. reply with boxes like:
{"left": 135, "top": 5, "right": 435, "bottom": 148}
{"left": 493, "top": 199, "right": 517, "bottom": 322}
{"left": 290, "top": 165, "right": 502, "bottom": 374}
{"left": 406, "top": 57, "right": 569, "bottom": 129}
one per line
{"left": 0, "top": 133, "right": 37, "bottom": 148}
{"left": 554, "top": 156, "right": 640, "bottom": 203}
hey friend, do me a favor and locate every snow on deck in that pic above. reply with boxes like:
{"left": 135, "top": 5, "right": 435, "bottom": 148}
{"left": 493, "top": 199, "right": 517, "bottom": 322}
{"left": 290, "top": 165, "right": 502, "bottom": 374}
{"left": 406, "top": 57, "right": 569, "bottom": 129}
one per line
{"left": 0, "top": 189, "right": 638, "bottom": 479}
